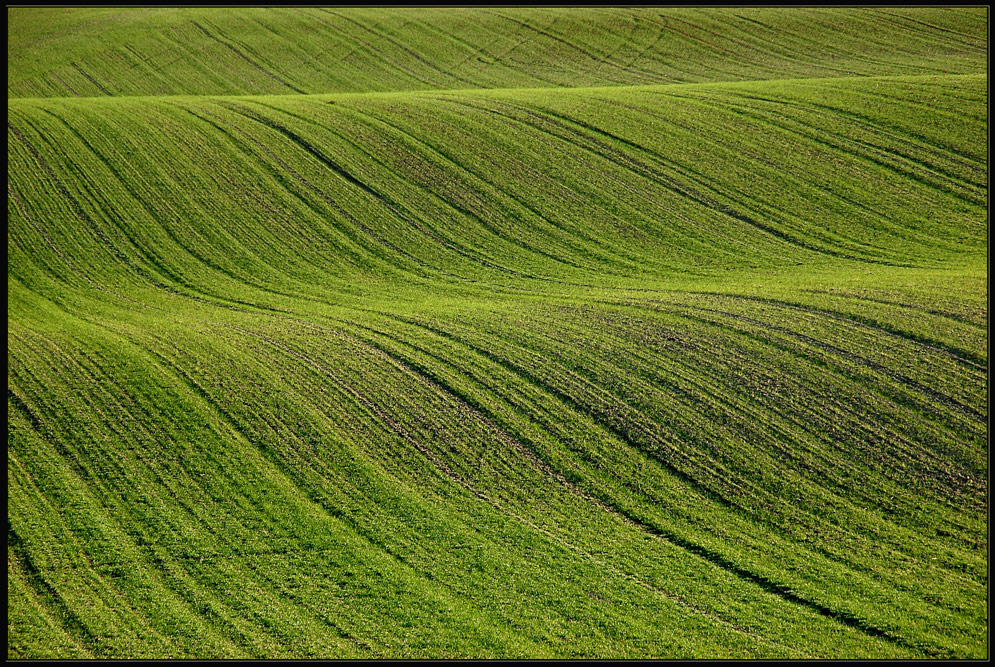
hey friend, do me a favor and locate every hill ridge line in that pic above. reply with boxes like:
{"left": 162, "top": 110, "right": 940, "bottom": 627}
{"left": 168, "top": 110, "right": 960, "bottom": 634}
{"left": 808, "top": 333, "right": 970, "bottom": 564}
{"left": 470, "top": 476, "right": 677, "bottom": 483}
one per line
{"left": 7, "top": 71, "right": 987, "bottom": 105}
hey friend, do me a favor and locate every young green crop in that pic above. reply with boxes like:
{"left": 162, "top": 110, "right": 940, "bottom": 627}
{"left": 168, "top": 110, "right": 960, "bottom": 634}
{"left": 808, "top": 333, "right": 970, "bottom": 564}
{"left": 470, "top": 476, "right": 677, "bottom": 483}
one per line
{"left": 7, "top": 7, "right": 988, "bottom": 660}
{"left": 7, "top": 8, "right": 988, "bottom": 98}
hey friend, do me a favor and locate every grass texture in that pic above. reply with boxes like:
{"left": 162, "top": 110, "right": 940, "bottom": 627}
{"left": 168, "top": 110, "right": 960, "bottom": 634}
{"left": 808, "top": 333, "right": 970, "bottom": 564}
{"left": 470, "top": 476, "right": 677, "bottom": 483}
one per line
{"left": 7, "top": 7, "right": 988, "bottom": 659}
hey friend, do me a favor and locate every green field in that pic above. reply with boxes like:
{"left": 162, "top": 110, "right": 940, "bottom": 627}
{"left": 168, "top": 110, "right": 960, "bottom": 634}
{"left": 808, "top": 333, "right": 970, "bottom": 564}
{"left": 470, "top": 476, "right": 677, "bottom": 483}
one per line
{"left": 7, "top": 8, "right": 988, "bottom": 659}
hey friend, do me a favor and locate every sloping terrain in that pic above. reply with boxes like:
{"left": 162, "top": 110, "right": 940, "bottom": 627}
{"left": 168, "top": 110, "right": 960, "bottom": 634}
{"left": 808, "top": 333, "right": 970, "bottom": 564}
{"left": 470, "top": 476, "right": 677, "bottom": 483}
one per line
{"left": 8, "top": 7, "right": 988, "bottom": 97}
{"left": 7, "top": 8, "right": 988, "bottom": 659}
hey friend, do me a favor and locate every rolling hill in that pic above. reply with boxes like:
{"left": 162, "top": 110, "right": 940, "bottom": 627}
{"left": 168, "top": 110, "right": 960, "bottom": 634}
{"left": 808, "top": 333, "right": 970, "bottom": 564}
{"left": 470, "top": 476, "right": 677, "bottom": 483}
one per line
{"left": 7, "top": 7, "right": 988, "bottom": 659}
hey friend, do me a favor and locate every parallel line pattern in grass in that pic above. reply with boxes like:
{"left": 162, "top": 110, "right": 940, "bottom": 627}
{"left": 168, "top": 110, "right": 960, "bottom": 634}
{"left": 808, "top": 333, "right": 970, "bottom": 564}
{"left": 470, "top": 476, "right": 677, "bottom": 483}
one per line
{"left": 7, "top": 7, "right": 987, "bottom": 660}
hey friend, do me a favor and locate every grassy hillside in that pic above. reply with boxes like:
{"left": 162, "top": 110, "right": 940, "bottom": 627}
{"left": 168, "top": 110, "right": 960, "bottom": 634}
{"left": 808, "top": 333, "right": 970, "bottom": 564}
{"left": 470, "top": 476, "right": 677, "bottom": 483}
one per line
{"left": 8, "top": 7, "right": 989, "bottom": 97}
{"left": 7, "top": 7, "right": 988, "bottom": 660}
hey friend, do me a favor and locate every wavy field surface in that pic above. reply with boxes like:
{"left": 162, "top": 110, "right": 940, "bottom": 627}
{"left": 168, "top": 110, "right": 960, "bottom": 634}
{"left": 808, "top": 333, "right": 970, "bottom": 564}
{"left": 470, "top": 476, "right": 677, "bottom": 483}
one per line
{"left": 8, "top": 7, "right": 989, "bottom": 97}
{"left": 7, "top": 8, "right": 988, "bottom": 659}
